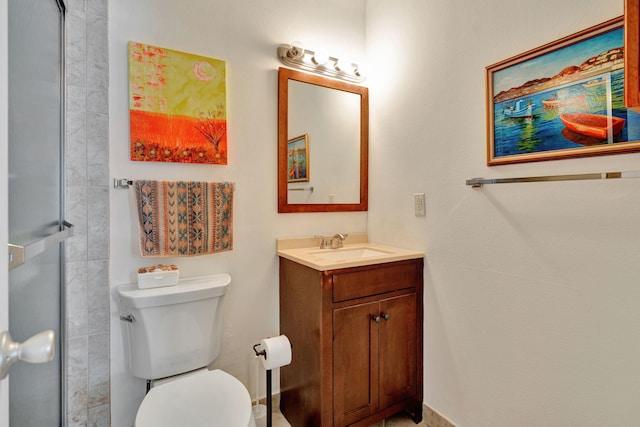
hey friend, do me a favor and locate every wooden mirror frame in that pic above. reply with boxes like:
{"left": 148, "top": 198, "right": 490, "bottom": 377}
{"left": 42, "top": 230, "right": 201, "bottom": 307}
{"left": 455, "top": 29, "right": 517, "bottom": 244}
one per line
{"left": 278, "top": 67, "right": 369, "bottom": 213}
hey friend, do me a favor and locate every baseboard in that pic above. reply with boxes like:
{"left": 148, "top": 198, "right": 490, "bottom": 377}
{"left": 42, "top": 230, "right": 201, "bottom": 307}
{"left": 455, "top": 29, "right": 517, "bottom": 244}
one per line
{"left": 423, "top": 402, "right": 456, "bottom": 427}
{"left": 261, "top": 395, "right": 451, "bottom": 425}
{"left": 255, "top": 392, "right": 281, "bottom": 412}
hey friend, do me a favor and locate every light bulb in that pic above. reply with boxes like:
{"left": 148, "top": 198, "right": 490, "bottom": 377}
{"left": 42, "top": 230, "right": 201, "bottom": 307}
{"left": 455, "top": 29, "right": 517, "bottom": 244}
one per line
{"left": 288, "top": 41, "right": 304, "bottom": 59}
{"left": 335, "top": 57, "right": 353, "bottom": 73}
{"left": 312, "top": 50, "right": 328, "bottom": 66}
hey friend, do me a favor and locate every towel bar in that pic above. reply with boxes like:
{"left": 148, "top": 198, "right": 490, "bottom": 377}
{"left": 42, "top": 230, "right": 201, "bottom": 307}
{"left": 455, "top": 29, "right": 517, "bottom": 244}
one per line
{"left": 466, "top": 171, "right": 640, "bottom": 188}
{"left": 288, "top": 186, "right": 314, "bottom": 192}
{"left": 113, "top": 178, "right": 133, "bottom": 189}
{"left": 8, "top": 221, "right": 75, "bottom": 270}
{"left": 114, "top": 178, "right": 236, "bottom": 190}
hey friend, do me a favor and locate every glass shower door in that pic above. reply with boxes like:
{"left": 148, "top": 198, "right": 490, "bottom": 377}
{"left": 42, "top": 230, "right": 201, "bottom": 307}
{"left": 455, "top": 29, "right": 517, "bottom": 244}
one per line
{"left": 7, "top": 0, "right": 66, "bottom": 425}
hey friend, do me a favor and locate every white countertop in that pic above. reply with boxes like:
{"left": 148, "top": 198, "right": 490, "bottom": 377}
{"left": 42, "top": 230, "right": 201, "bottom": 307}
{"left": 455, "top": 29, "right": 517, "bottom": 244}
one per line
{"left": 276, "top": 234, "right": 424, "bottom": 271}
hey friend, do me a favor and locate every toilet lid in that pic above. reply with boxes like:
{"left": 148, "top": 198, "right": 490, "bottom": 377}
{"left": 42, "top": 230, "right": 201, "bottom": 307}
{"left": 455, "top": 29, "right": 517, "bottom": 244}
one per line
{"left": 136, "top": 369, "right": 253, "bottom": 427}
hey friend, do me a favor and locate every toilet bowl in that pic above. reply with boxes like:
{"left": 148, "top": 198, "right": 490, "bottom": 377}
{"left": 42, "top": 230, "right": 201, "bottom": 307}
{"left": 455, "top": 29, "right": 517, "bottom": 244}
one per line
{"left": 135, "top": 369, "right": 256, "bottom": 427}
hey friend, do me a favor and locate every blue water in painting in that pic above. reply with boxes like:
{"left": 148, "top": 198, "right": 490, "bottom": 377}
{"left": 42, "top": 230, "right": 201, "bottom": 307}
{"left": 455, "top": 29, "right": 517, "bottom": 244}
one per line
{"left": 493, "top": 69, "right": 640, "bottom": 157}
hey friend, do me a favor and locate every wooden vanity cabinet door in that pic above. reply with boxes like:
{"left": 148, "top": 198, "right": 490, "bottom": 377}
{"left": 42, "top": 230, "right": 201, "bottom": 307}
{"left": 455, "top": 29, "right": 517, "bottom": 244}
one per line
{"left": 332, "top": 293, "right": 419, "bottom": 426}
{"left": 333, "top": 301, "right": 380, "bottom": 426}
{"left": 378, "top": 293, "right": 417, "bottom": 410}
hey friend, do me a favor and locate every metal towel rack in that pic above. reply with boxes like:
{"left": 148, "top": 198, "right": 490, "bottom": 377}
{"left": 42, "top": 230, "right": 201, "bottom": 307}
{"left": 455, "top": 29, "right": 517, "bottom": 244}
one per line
{"left": 288, "top": 186, "right": 314, "bottom": 192}
{"left": 113, "top": 178, "right": 133, "bottom": 189}
{"left": 466, "top": 171, "right": 640, "bottom": 188}
{"left": 114, "top": 178, "right": 236, "bottom": 190}
{"left": 8, "top": 221, "right": 75, "bottom": 270}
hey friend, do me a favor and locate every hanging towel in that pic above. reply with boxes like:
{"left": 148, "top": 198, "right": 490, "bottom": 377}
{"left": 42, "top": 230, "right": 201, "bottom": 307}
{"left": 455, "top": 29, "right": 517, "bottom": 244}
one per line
{"left": 134, "top": 180, "right": 233, "bottom": 257}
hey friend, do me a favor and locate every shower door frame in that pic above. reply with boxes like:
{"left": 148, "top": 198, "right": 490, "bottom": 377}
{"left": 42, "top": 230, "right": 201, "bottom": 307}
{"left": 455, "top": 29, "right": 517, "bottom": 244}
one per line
{"left": 0, "top": 0, "right": 9, "bottom": 423}
{"left": 1, "top": 0, "right": 67, "bottom": 425}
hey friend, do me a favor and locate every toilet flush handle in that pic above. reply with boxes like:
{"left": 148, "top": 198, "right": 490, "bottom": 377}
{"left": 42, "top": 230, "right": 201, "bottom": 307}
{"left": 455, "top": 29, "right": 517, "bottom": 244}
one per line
{"left": 119, "top": 314, "right": 135, "bottom": 323}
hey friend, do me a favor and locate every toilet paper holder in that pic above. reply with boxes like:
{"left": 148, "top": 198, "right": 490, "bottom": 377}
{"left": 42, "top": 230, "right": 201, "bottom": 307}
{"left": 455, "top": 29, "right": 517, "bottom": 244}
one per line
{"left": 252, "top": 339, "right": 293, "bottom": 360}
{"left": 252, "top": 342, "right": 274, "bottom": 427}
{"left": 252, "top": 342, "right": 266, "bottom": 358}
{"left": 252, "top": 337, "right": 293, "bottom": 427}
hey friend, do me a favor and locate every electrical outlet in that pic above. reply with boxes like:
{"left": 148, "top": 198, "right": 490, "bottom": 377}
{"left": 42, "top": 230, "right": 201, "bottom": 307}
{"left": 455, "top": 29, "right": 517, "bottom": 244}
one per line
{"left": 414, "top": 193, "right": 426, "bottom": 216}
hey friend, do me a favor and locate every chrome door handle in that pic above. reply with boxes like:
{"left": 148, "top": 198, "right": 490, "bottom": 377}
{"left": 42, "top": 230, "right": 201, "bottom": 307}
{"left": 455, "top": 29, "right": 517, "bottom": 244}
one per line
{"left": 372, "top": 315, "right": 381, "bottom": 323}
{"left": 8, "top": 220, "right": 74, "bottom": 270}
{"left": 0, "top": 330, "right": 55, "bottom": 380}
{"left": 381, "top": 313, "right": 390, "bottom": 321}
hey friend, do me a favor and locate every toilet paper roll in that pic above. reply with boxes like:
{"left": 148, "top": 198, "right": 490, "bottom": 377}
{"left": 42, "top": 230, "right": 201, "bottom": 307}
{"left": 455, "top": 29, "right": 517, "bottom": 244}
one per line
{"left": 259, "top": 335, "right": 292, "bottom": 370}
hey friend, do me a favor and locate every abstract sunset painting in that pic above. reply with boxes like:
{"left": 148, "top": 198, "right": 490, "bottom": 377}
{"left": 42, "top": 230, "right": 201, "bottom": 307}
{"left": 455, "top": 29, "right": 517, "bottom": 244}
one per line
{"left": 128, "top": 41, "right": 227, "bottom": 164}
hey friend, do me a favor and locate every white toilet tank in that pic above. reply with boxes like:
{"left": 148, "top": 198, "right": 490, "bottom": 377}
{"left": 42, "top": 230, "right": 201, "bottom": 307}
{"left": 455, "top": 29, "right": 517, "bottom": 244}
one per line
{"left": 117, "top": 274, "right": 231, "bottom": 380}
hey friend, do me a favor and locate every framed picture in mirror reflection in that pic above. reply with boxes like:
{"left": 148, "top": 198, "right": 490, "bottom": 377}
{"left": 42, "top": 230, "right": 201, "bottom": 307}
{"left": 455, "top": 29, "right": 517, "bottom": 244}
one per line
{"left": 287, "top": 134, "right": 309, "bottom": 182}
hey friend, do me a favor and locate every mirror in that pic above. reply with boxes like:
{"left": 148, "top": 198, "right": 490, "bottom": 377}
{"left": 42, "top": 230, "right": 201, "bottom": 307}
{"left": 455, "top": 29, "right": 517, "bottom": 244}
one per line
{"left": 278, "top": 67, "right": 368, "bottom": 213}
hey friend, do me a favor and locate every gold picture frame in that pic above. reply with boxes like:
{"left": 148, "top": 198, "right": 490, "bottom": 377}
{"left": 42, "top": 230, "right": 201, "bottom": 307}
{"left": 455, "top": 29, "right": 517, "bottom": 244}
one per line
{"left": 486, "top": 17, "right": 640, "bottom": 165}
{"left": 287, "top": 134, "right": 309, "bottom": 183}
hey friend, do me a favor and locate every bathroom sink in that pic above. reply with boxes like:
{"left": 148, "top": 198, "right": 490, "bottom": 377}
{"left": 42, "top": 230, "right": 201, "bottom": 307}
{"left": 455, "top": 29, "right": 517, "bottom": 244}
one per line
{"left": 306, "top": 247, "right": 393, "bottom": 262}
{"left": 276, "top": 235, "right": 424, "bottom": 271}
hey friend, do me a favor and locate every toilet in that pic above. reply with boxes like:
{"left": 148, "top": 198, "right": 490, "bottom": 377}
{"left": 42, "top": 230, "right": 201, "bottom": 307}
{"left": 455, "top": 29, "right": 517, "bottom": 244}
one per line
{"left": 118, "top": 273, "right": 256, "bottom": 427}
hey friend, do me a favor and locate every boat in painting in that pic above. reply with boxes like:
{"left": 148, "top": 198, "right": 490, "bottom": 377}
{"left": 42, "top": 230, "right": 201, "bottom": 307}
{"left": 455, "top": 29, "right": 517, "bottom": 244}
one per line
{"left": 541, "top": 93, "right": 585, "bottom": 108}
{"left": 503, "top": 99, "right": 533, "bottom": 118}
{"left": 559, "top": 113, "right": 625, "bottom": 139}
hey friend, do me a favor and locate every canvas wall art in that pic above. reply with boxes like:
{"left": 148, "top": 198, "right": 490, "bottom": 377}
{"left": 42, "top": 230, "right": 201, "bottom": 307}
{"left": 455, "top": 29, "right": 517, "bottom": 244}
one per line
{"left": 287, "top": 134, "right": 309, "bottom": 182}
{"left": 486, "top": 17, "right": 640, "bottom": 165}
{"left": 129, "top": 41, "right": 227, "bottom": 164}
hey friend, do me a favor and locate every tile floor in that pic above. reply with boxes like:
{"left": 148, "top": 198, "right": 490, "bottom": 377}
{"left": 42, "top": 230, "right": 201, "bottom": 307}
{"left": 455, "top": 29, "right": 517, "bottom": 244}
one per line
{"left": 272, "top": 411, "right": 425, "bottom": 426}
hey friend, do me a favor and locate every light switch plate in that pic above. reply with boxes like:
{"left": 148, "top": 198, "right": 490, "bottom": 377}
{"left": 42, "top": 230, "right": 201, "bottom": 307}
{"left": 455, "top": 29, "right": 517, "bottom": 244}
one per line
{"left": 414, "top": 193, "right": 426, "bottom": 216}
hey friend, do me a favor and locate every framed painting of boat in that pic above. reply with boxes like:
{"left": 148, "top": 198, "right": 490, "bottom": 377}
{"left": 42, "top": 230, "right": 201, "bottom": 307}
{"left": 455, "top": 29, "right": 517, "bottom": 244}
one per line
{"left": 486, "top": 17, "right": 640, "bottom": 165}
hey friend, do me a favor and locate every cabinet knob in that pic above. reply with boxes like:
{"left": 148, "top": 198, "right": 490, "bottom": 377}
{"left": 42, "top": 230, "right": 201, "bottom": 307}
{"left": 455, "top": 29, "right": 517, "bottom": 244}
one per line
{"left": 382, "top": 313, "right": 391, "bottom": 321}
{"left": 372, "top": 315, "right": 381, "bottom": 323}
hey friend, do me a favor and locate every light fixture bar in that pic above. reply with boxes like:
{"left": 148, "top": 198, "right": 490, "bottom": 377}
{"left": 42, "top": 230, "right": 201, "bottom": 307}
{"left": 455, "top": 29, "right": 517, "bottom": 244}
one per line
{"left": 277, "top": 44, "right": 365, "bottom": 83}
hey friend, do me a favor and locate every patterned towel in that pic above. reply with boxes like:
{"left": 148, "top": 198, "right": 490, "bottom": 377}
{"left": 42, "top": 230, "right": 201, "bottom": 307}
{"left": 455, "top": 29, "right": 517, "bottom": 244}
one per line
{"left": 134, "top": 180, "right": 233, "bottom": 257}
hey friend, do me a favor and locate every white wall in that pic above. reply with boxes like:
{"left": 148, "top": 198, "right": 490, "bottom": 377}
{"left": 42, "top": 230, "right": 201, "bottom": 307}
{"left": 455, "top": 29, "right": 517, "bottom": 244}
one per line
{"left": 110, "top": 1, "right": 640, "bottom": 426}
{"left": 366, "top": 0, "right": 640, "bottom": 426}
{"left": 108, "top": 1, "right": 367, "bottom": 426}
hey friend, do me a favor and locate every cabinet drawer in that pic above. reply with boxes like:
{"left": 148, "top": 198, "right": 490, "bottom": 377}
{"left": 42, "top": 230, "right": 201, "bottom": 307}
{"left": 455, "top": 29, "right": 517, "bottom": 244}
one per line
{"left": 332, "top": 262, "right": 417, "bottom": 302}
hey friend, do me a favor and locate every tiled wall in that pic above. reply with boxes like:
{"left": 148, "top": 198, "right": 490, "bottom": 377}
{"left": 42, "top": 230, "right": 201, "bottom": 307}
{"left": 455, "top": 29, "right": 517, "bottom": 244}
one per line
{"left": 65, "top": 0, "right": 110, "bottom": 425}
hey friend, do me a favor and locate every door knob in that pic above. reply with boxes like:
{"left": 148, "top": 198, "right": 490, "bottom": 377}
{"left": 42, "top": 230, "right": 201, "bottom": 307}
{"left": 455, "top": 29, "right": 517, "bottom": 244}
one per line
{"left": 381, "top": 313, "right": 391, "bottom": 321}
{"left": 0, "top": 330, "right": 55, "bottom": 380}
{"left": 372, "top": 315, "right": 381, "bottom": 323}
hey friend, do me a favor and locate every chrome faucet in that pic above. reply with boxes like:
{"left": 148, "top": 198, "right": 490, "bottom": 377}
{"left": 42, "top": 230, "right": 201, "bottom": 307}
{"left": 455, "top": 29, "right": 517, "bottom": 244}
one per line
{"left": 314, "top": 233, "right": 349, "bottom": 249}
{"left": 315, "top": 236, "right": 331, "bottom": 249}
{"left": 331, "top": 233, "right": 348, "bottom": 249}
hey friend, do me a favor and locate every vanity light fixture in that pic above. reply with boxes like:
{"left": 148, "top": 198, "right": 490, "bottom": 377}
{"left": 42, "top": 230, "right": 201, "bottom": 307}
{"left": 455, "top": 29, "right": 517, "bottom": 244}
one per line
{"left": 277, "top": 42, "right": 365, "bottom": 83}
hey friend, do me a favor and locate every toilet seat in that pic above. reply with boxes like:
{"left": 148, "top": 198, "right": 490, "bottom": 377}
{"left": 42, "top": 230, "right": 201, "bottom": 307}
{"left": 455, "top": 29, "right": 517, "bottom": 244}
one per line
{"left": 135, "top": 369, "right": 256, "bottom": 427}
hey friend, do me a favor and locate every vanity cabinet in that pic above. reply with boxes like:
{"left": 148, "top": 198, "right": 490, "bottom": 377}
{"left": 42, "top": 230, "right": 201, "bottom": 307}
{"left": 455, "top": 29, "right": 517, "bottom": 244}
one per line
{"left": 279, "top": 257, "right": 423, "bottom": 427}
